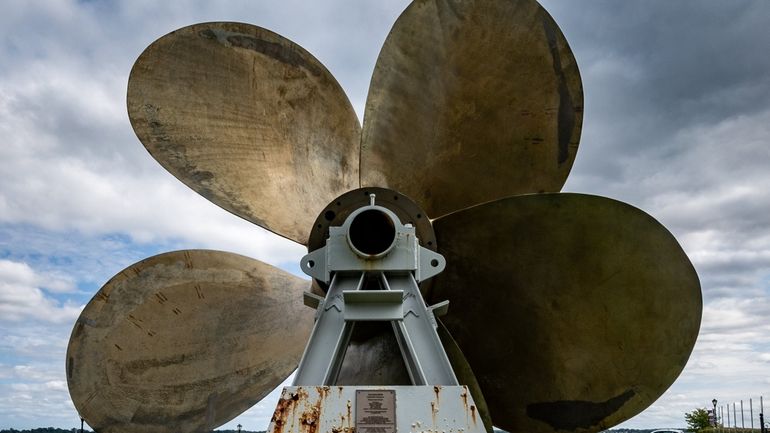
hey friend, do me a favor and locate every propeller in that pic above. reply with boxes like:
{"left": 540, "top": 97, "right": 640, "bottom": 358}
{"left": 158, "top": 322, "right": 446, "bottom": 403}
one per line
{"left": 67, "top": 250, "right": 312, "bottom": 432}
{"left": 67, "top": 0, "right": 703, "bottom": 431}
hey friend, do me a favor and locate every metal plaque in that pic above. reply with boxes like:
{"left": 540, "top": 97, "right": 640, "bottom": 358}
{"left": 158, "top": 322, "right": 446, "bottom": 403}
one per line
{"left": 356, "top": 390, "right": 396, "bottom": 433}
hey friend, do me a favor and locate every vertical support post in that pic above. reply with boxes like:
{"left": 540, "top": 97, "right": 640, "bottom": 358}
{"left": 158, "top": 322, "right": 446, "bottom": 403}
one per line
{"left": 728, "top": 403, "right": 731, "bottom": 430}
{"left": 751, "top": 398, "right": 754, "bottom": 431}
{"left": 734, "top": 402, "right": 738, "bottom": 429}
{"left": 721, "top": 406, "right": 724, "bottom": 432}
{"left": 383, "top": 273, "right": 457, "bottom": 385}
{"left": 293, "top": 273, "right": 364, "bottom": 385}
{"left": 742, "top": 400, "right": 745, "bottom": 429}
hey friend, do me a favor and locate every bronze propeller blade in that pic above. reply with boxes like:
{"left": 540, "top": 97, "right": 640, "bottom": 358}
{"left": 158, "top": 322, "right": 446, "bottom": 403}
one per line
{"left": 429, "top": 193, "right": 701, "bottom": 433}
{"left": 66, "top": 250, "right": 313, "bottom": 433}
{"left": 361, "top": 0, "right": 583, "bottom": 219}
{"left": 128, "top": 22, "right": 361, "bottom": 245}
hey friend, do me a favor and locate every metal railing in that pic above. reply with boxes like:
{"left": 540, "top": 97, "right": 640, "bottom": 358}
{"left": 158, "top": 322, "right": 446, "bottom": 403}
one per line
{"left": 711, "top": 396, "right": 768, "bottom": 433}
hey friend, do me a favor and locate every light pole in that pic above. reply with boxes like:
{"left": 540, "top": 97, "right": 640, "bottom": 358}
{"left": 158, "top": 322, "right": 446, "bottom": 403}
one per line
{"left": 713, "top": 399, "right": 718, "bottom": 428}
{"left": 237, "top": 423, "right": 242, "bottom": 433}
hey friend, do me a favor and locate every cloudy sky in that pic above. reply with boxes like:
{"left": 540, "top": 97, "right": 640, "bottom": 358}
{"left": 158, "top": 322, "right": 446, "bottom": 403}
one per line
{"left": 1, "top": 0, "right": 769, "bottom": 430}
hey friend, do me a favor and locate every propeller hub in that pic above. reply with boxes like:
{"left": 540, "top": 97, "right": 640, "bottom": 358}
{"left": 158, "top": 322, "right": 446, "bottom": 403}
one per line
{"left": 347, "top": 206, "right": 397, "bottom": 258}
{"left": 301, "top": 191, "right": 445, "bottom": 284}
{"left": 307, "top": 187, "right": 436, "bottom": 256}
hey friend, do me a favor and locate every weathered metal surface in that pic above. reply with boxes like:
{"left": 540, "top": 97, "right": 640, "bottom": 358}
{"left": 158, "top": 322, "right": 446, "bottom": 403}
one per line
{"left": 306, "top": 187, "right": 439, "bottom": 300}
{"left": 128, "top": 22, "right": 361, "bottom": 245}
{"left": 66, "top": 250, "right": 314, "bottom": 433}
{"left": 307, "top": 187, "right": 437, "bottom": 258}
{"left": 336, "top": 322, "right": 412, "bottom": 386}
{"left": 267, "top": 386, "right": 486, "bottom": 433}
{"left": 330, "top": 318, "right": 494, "bottom": 433}
{"left": 430, "top": 193, "right": 702, "bottom": 433}
{"left": 301, "top": 204, "right": 445, "bottom": 283}
{"left": 360, "top": 0, "right": 583, "bottom": 220}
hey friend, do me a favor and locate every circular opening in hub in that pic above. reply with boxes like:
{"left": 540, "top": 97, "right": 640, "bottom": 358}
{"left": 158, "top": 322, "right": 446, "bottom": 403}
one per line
{"left": 348, "top": 209, "right": 396, "bottom": 257}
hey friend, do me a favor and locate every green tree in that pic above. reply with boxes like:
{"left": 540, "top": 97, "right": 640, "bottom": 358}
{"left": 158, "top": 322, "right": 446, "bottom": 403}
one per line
{"left": 685, "top": 407, "right": 711, "bottom": 432}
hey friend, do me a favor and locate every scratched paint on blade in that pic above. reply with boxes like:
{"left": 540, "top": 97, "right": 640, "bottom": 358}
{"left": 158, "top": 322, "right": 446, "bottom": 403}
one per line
{"left": 541, "top": 13, "right": 576, "bottom": 165}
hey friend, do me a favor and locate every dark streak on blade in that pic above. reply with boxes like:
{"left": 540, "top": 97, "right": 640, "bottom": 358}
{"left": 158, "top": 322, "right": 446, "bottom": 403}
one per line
{"left": 205, "top": 393, "right": 217, "bottom": 428}
{"left": 541, "top": 14, "right": 575, "bottom": 165}
{"left": 199, "top": 28, "right": 322, "bottom": 77}
{"left": 141, "top": 104, "right": 267, "bottom": 229}
{"left": 527, "top": 390, "right": 636, "bottom": 431}
{"left": 142, "top": 105, "right": 215, "bottom": 187}
{"left": 77, "top": 316, "right": 96, "bottom": 327}
{"left": 123, "top": 353, "right": 202, "bottom": 372}
{"left": 444, "top": 0, "right": 465, "bottom": 20}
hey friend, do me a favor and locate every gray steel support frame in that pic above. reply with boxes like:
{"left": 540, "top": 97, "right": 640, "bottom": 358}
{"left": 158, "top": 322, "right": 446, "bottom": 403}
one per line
{"left": 293, "top": 198, "right": 457, "bottom": 386}
{"left": 293, "top": 273, "right": 363, "bottom": 385}
{"left": 384, "top": 273, "right": 455, "bottom": 385}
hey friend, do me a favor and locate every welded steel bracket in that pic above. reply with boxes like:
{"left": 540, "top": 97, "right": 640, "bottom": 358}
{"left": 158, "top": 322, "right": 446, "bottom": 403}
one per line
{"left": 293, "top": 195, "right": 457, "bottom": 386}
{"left": 300, "top": 205, "right": 446, "bottom": 284}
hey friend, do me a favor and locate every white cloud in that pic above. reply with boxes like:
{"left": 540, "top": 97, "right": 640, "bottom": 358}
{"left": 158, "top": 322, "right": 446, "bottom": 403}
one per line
{"left": 0, "top": 377, "right": 79, "bottom": 429}
{"left": 0, "top": 259, "right": 82, "bottom": 323}
{"left": 0, "top": 259, "right": 75, "bottom": 294}
{"left": 12, "top": 364, "right": 61, "bottom": 383}
{"left": 0, "top": 322, "right": 78, "bottom": 429}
